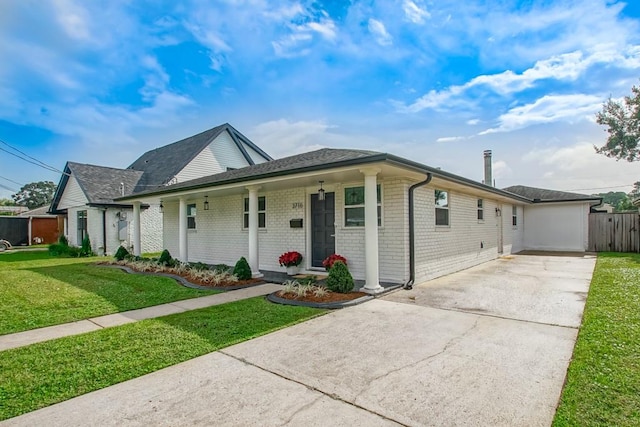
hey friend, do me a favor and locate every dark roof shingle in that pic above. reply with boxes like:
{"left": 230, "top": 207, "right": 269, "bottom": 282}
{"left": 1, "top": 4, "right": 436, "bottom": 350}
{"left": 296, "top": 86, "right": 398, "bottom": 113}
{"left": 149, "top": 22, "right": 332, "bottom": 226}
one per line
{"left": 503, "top": 185, "right": 601, "bottom": 202}
{"left": 67, "top": 162, "right": 143, "bottom": 204}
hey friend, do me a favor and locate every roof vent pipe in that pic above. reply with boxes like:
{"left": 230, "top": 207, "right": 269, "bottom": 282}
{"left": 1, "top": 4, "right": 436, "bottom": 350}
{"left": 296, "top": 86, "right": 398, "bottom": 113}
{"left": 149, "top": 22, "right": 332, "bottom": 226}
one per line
{"left": 483, "top": 150, "right": 493, "bottom": 187}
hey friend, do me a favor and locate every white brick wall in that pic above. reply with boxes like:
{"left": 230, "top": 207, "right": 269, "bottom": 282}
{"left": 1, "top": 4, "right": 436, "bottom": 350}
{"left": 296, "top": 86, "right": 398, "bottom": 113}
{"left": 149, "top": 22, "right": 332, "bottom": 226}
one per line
{"left": 160, "top": 178, "right": 525, "bottom": 283}
{"left": 413, "top": 186, "right": 520, "bottom": 283}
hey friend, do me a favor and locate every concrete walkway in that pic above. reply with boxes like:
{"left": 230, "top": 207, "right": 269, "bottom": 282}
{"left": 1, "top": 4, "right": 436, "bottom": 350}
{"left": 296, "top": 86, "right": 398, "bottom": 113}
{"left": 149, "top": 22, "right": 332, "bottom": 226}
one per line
{"left": 2, "top": 254, "right": 596, "bottom": 426}
{"left": 0, "top": 284, "right": 282, "bottom": 351}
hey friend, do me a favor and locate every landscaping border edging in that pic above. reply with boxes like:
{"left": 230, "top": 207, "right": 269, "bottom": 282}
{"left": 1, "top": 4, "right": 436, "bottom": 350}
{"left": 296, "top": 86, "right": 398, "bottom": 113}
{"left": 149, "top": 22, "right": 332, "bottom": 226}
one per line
{"left": 97, "top": 265, "right": 267, "bottom": 291}
{"left": 266, "top": 291, "right": 373, "bottom": 309}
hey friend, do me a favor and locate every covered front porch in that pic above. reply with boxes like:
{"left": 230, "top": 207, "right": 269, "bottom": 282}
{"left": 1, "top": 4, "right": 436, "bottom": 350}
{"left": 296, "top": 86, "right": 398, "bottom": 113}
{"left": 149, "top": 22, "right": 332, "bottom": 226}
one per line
{"left": 124, "top": 162, "right": 417, "bottom": 294}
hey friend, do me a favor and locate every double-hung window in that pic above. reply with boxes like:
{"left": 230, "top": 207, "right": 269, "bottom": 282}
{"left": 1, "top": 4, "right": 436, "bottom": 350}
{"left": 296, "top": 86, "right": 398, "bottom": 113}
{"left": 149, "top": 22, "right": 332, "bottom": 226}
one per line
{"left": 243, "top": 196, "right": 266, "bottom": 228}
{"left": 344, "top": 185, "right": 381, "bottom": 227}
{"left": 187, "top": 204, "right": 197, "bottom": 229}
{"left": 512, "top": 206, "right": 518, "bottom": 227}
{"left": 77, "top": 210, "right": 87, "bottom": 243}
{"left": 435, "top": 190, "right": 449, "bottom": 226}
{"left": 477, "top": 199, "right": 484, "bottom": 221}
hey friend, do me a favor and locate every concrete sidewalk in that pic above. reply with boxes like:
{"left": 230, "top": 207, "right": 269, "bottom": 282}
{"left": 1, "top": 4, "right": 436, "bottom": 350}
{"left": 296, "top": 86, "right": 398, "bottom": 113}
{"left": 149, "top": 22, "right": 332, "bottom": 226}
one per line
{"left": 0, "top": 284, "right": 281, "bottom": 351}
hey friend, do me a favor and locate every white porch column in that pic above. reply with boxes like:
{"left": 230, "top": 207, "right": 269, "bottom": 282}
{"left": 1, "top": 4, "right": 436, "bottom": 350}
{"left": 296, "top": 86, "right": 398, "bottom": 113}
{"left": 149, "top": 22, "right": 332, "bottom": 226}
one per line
{"left": 132, "top": 201, "right": 141, "bottom": 256}
{"left": 178, "top": 197, "right": 188, "bottom": 262}
{"left": 247, "top": 185, "right": 263, "bottom": 277}
{"left": 360, "top": 168, "right": 383, "bottom": 294}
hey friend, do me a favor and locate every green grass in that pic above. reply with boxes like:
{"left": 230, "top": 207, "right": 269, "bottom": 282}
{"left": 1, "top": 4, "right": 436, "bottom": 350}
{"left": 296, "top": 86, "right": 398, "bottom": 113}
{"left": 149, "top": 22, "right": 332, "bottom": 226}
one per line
{"left": 0, "top": 251, "right": 217, "bottom": 335}
{"left": 553, "top": 252, "right": 640, "bottom": 426}
{"left": 0, "top": 297, "right": 324, "bottom": 421}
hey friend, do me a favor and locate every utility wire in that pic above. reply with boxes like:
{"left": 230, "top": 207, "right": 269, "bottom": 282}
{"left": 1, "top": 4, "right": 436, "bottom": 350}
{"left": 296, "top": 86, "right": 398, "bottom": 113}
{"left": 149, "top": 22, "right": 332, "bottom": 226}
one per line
{"left": 0, "top": 139, "right": 64, "bottom": 174}
{"left": 0, "top": 175, "right": 24, "bottom": 187}
{"left": 0, "top": 147, "right": 62, "bottom": 174}
{"left": 0, "top": 182, "right": 17, "bottom": 193}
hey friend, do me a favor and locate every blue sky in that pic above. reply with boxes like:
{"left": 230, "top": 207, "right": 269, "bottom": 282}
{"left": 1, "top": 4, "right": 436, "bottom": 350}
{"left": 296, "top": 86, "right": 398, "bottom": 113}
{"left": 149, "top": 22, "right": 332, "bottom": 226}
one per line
{"left": 1, "top": 0, "right": 639, "bottom": 199}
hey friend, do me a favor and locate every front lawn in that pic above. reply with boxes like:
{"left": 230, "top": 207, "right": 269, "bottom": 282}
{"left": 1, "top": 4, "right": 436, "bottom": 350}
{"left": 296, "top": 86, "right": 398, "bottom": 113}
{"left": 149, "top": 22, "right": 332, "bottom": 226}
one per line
{"left": 553, "top": 252, "right": 640, "bottom": 426}
{"left": 0, "top": 297, "right": 324, "bottom": 421}
{"left": 0, "top": 251, "right": 216, "bottom": 335}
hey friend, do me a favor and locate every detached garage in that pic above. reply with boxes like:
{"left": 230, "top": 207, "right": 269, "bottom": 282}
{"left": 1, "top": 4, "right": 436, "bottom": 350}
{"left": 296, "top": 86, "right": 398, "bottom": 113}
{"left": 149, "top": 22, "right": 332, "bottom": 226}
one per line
{"left": 503, "top": 186, "right": 601, "bottom": 252}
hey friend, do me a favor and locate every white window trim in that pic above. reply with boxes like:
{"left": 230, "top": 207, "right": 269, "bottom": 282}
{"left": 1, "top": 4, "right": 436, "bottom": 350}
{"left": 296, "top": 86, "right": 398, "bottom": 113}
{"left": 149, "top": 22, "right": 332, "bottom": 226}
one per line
{"left": 342, "top": 183, "right": 383, "bottom": 228}
{"left": 512, "top": 206, "right": 518, "bottom": 228}
{"left": 187, "top": 203, "right": 197, "bottom": 230}
{"left": 243, "top": 196, "right": 266, "bottom": 230}
{"left": 435, "top": 189, "right": 450, "bottom": 227}
{"left": 477, "top": 198, "right": 484, "bottom": 222}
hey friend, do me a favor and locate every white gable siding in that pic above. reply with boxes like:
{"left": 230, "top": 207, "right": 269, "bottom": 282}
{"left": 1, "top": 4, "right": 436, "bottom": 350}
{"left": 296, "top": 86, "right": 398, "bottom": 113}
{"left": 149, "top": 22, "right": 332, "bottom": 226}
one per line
{"left": 58, "top": 175, "right": 88, "bottom": 209}
{"left": 175, "top": 131, "right": 252, "bottom": 183}
{"left": 244, "top": 144, "right": 269, "bottom": 165}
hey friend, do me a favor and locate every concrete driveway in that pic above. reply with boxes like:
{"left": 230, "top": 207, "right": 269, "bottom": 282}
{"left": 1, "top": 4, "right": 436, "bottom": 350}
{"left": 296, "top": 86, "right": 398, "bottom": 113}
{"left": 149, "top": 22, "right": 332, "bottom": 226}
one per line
{"left": 3, "top": 254, "right": 595, "bottom": 427}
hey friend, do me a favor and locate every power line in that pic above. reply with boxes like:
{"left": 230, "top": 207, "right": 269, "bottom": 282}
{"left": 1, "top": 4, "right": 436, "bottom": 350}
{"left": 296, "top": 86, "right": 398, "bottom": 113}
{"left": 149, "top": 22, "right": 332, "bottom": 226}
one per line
{"left": 0, "top": 147, "right": 63, "bottom": 174}
{"left": 0, "top": 139, "right": 64, "bottom": 174}
{"left": 0, "top": 175, "right": 24, "bottom": 187}
{"left": 0, "top": 182, "right": 17, "bottom": 193}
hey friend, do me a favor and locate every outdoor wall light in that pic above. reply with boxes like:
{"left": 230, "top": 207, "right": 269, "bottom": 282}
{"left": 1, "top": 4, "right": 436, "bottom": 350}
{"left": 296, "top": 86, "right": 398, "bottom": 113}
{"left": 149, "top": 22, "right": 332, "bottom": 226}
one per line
{"left": 318, "top": 181, "right": 325, "bottom": 201}
{"left": 495, "top": 207, "right": 501, "bottom": 216}
{"left": 159, "top": 201, "right": 164, "bottom": 213}
{"left": 203, "top": 195, "right": 210, "bottom": 211}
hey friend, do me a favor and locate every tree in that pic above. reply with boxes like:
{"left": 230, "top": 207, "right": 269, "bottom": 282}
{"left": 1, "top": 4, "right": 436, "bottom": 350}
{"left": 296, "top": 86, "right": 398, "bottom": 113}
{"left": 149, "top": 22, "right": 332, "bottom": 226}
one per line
{"left": 595, "top": 83, "right": 640, "bottom": 161}
{"left": 11, "top": 181, "right": 57, "bottom": 209}
{"left": 629, "top": 181, "right": 640, "bottom": 200}
{"left": 0, "top": 198, "right": 17, "bottom": 206}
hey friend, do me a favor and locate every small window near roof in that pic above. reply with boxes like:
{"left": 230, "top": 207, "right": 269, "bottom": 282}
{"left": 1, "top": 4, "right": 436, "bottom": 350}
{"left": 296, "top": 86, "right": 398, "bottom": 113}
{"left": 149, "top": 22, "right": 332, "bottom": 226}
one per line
{"left": 435, "top": 189, "right": 449, "bottom": 226}
{"left": 477, "top": 199, "right": 484, "bottom": 221}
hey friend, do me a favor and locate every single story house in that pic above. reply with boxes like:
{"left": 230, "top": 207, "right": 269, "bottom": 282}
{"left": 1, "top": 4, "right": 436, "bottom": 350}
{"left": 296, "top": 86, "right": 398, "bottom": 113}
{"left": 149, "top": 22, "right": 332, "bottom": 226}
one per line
{"left": 49, "top": 123, "right": 272, "bottom": 255}
{"left": 117, "top": 144, "right": 601, "bottom": 293}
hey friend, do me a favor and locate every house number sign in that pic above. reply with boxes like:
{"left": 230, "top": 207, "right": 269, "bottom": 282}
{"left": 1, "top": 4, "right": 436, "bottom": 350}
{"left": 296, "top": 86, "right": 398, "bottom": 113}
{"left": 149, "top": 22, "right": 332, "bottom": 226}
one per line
{"left": 292, "top": 202, "right": 303, "bottom": 209}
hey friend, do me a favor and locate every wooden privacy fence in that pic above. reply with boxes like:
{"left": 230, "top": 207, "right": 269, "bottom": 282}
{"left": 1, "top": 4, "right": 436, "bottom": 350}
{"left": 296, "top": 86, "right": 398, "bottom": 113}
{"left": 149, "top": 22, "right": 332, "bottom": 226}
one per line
{"left": 589, "top": 213, "right": 640, "bottom": 253}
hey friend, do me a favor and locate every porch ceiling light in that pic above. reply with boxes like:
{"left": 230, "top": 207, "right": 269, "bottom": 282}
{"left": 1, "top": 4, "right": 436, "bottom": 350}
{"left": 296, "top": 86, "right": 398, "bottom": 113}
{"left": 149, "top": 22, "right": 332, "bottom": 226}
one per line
{"left": 204, "top": 195, "right": 210, "bottom": 211}
{"left": 159, "top": 201, "right": 164, "bottom": 213}
{"left": 318, "top": 181, "right": 325, "bottom": 201}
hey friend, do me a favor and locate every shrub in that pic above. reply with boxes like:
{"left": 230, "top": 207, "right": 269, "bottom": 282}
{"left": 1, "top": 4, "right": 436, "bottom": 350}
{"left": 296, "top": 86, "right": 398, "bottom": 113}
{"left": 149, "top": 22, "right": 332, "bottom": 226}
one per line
{"left": 325, "top": 261, "right": 354, "bottom": 293}
{"left": 158, "top": 249, "right": 173, "bottom": 266}
{"left": 80, "top": 235, "right": 94, "bottom": 257}
{"left": 323, "top": 254, "right": 347, "bottom": 271}
{"left": 114, "top": 246, "right": 129, "bottom": 261}
{"left": 189, "top": 262, "right": 210, "bottom": 271}
{"left": 66, "top": 246, "right": 83, "bottom": 258}
{"left": 58, "top": 235, "right": 69, "bottom": 246}
{"left": 214, "top": 264, "right": 230, "bottom": 273}
{"left": 48, "top": 243, "right": 67, "bottom": 256}
{"left": 233, "top": 256, "right": 252, "bottom": 280}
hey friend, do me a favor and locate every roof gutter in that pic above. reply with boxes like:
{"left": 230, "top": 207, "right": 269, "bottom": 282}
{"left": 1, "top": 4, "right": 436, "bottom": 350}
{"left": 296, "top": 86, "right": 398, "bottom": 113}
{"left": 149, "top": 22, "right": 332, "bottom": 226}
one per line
{"left": 405, "top": 173, "right": 432, "bottom": 290}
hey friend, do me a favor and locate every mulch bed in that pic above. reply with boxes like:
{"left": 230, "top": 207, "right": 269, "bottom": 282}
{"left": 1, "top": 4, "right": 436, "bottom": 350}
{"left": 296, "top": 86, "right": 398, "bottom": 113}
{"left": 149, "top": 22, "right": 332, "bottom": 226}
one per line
{"left": 275, "top": 290, "right": 367, "bottom": 303}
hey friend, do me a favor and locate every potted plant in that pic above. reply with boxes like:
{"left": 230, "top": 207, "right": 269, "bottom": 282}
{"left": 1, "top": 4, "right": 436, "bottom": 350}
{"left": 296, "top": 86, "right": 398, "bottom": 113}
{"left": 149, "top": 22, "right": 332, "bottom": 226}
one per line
{"left": 322, "top": 254, "right": 347, "bottom": 271}
{"left": 279, "top": 251, "right": 303, "bottom": 275}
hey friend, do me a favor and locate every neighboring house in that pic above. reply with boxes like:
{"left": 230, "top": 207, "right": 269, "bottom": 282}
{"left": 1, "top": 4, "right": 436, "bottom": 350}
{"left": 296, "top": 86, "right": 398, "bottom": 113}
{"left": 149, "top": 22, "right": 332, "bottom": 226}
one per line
{"left": 17, "top": 205, "right": 62, "bottom": 244}
{"left": 117, "top": 145, "right": 600, "bottom": 292}
{"left": 503, "top": 185, "right": 601, "bottom": 252}
{"left": 49, "top": 123, "right": 272, "bottom": 255}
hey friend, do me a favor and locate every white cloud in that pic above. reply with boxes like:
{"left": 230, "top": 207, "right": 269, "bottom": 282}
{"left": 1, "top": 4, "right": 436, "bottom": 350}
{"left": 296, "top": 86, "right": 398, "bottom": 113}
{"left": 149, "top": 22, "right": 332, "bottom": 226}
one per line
{"left": 250, "top": 119, "right": 346, "bottom": 158}
{"left": 272, "top": 33, "right": 313, "bottom": 58}
{"left": 53, "top": 0, "right": 91, "bottom": 42}
{"left": 401, "top": 45, "right": 640, "bottom": 113}
{"left": 368, "top": 19, "right": 392, "bottom": 47}
{"left": 467, "top": 119, "right": 480, "bottom": 125}
{"left": 185, "top": 23, "right": 231, "bottom": 52}
{"left": 436, "top": 136, "right": 466, "bottom": 143}
{"left": 492, "top": 160, "right": 511, "bottom": 180}
{"left": 520, "top": 142, "right": 640, "bottom": 193}
{"left": 303, "top": 20, "right": 338, "bottom": 40}
{"left": 403, "top": 0, "right": 430, "bottom": 24}
{"left": 480, "top": 94, "right": 603, "bottom": 134}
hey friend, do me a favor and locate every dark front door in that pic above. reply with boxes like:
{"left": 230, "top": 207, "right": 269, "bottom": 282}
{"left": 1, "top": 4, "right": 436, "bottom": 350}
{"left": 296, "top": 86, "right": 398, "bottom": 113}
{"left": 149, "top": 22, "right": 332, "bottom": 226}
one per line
{"left": 311, "top": 192, "right": 335, "bottom": 267}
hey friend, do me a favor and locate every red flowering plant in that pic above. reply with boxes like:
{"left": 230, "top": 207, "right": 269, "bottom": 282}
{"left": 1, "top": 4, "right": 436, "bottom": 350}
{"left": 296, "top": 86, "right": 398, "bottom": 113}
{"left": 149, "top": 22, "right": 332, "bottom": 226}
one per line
{"left": 322, "top": 254, "right": 347, "bottom": 271}
{"left": 279, "top": 251, "right": 303, "bottom": 267}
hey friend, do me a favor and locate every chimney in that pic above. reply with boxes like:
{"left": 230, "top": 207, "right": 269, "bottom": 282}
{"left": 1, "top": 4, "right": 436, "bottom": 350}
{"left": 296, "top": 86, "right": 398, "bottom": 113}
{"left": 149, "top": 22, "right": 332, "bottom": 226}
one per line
{"left": 483, "top": 150, "right": 493, "bottom": 186}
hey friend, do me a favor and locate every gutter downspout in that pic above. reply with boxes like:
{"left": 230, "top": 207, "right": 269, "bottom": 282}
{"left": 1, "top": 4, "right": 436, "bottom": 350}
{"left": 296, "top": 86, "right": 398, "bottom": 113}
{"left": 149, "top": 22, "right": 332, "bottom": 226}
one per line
{"left": 405, "top": 173, "right": 432, "bottom": 290}
{"left": 102, "top": 209, "right": 107, "bottom": 256}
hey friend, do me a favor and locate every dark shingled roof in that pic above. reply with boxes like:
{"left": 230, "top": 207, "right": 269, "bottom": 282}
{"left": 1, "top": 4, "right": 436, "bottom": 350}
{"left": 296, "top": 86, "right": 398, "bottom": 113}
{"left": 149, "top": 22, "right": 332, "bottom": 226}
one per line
{"left": 128, "top": 123, "right": 272, "bottom": 192}
{"left": 124, "top": 148, "right": 382, "bottom": 198}
{"left": 68, "top": 162, "right": 144, "bottom": 204}
{"left": 503, "top": 185, "right": 601, "bottom": 203}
